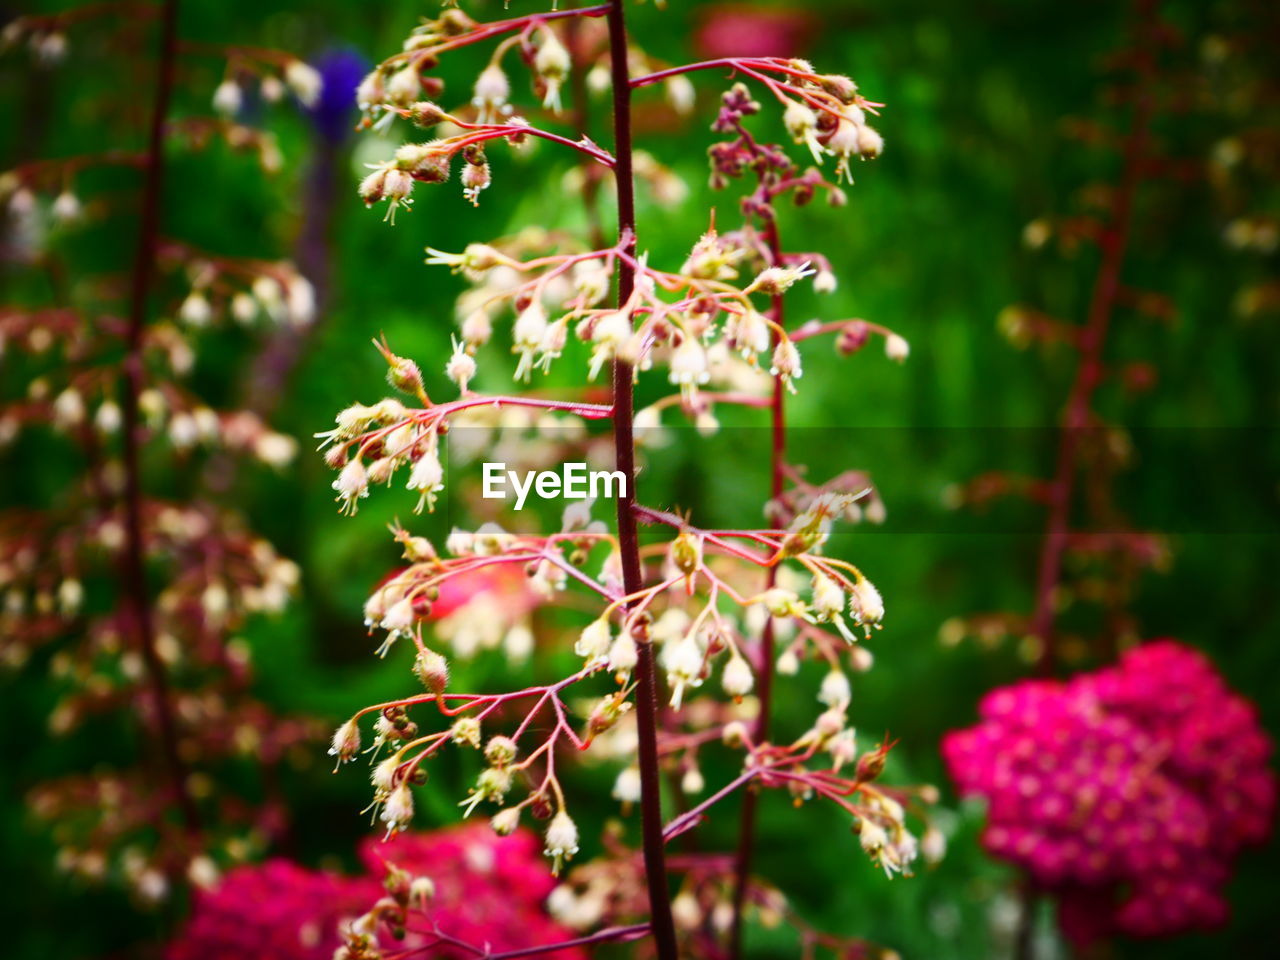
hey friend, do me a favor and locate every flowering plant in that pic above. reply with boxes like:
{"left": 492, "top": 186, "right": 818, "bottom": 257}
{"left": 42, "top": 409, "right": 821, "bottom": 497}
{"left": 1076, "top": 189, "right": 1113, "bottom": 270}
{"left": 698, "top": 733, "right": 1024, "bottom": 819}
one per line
{"left": 319, "top": 2, "right": 931, "bottom": 958}
{"left": 1, "top": 2, "right": 318, "bottom": 900}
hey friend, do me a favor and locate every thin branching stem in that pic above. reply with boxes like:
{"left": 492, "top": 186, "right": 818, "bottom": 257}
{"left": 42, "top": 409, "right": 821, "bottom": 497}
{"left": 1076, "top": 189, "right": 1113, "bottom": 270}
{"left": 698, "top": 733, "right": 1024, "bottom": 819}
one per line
{"left": 605, "top": 1, "right": 678, "bottom": 956}
{"left": 120, "top": 0, "right": 200, "bottom": 837}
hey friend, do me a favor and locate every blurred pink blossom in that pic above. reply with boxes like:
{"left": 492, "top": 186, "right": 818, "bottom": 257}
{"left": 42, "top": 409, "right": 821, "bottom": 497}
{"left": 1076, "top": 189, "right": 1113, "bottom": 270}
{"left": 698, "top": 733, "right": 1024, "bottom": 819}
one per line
{"left": 943, "top": 640, "right": 1275, "bottom": 944}
{"left": 167, "top": 825, "right": 585, "bottom": 959}
{"left": 694, "top": 5, "right": 816, "bottom": 59}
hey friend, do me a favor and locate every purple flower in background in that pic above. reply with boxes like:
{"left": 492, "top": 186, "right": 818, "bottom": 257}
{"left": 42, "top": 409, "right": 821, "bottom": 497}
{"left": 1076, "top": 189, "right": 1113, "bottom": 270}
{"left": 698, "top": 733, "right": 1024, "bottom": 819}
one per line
{"left": 306, "top": 49, "right": 367, "bottom": 144}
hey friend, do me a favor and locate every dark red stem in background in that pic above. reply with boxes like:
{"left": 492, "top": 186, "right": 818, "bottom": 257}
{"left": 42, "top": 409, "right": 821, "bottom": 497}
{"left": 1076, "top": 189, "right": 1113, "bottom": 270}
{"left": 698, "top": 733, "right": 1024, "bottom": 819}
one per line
{"left": 1021, "top": 3, "right": 1158, "bottom": 956}
{"left": 1029, "top": 0, "right": 1156, "bottom": 677}
{"left": 605, "top": 1, "right": 678, "bottom": 958}
{"left": 727, "top": 218, "right": 788, "bottom": 958}
{"left": 120, "top": 0, "right": 200, "bottom": 835}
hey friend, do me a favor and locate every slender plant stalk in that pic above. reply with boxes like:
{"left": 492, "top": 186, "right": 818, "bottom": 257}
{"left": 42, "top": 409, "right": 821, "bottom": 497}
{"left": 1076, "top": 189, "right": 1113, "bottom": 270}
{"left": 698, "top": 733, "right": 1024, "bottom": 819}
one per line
{"left": 1020, "top": 5, "right": 1156, "bottom": 957}
{"left": 727, "top": 219, "right": 788, "bottom": 958}
{"left": 605, "top": 1, "right": 678, "bottom": 957}
{"left": 120, "top": 0, "right": 200, "bottom": 834}
{"left": 1028, "top": 0, "right": 1156, "bottom": 676}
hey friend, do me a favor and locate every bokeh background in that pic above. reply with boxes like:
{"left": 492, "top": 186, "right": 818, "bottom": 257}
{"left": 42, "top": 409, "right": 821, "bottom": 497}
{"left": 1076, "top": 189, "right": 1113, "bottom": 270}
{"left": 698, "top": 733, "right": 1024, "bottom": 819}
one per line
{"left": 2, "top": 0, "right": 1277, "bottom": 957}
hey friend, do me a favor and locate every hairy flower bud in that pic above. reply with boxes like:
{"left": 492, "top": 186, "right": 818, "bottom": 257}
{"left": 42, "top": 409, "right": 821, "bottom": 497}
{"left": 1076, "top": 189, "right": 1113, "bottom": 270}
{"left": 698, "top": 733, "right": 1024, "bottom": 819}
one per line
{"left": 381, "top": 781, "right": 415, "bottom": 834}
{"left": 484, "top": 735, "right": 518, "bottom": 768}
{"left": 407, "top": 100, "right": 447, "bottom": 127}
{"left": 413, "top": 648, "right": 449, "bottom": 694}
{"left": 329, "top": 718, "right": 361, "bottom": 767}
{"left": 450, "top": 716, "right": 482, "bottom": 748}
{"left": 332, "top": 459, "right": 370, "bottom": 515}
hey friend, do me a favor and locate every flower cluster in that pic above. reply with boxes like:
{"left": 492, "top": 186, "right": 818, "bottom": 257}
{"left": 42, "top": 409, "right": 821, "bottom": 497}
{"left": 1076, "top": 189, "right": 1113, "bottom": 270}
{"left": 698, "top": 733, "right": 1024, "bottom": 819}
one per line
{"left": 327, "top": 2, "right": 924, "bottom": 956}
{"left": 167, "top": 825, "right": 585, "bottom": 960}
{"left": 0, "top": 2, "right": 319, "bottom": 898}
{"left": 943, "top": 640, "right": 1275, "bottom": 944}
{"left": 324, "top": 481, "right": 920, "bottom": 886}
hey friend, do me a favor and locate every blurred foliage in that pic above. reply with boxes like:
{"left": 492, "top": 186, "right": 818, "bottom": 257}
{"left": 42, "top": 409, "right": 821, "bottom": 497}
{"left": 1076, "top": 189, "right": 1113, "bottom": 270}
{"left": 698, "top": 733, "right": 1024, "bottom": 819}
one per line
{"left": 2, "top": 0, "right": 1277, "bottom": 958}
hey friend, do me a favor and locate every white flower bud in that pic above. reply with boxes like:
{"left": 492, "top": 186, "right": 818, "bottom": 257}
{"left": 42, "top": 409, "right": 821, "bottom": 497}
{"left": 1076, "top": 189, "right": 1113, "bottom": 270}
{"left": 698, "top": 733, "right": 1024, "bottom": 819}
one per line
{"left": 473, "top": 63, "right": 510, "bottom": 120}
{"left": 491, "top": 807, "right": 521, "bottom": 836}
{"left": 818, "top": 669, "right": 852, "bottom": 707}
{"left": 776, "top": 647, "right": 801, "bottom": 675}
{"left": 212, "top": 79, "right": 242, "bottom": 116}
{"left": 410, "top": 876, "right": 435, "bottom": 905}
{"left": 681, "top": 766, "right": 705, "bottom": 795}
{"left": 371, "top": 757, "right": 398, "bottom": 795}
{"left": 575, "top": 618, "right": 612, "bottom": 665}
{"left": 812, "top": 573, "right": 845, "bottom": 620}
{"left": 94, "top": 400, "right": 122, "bottom": 434}
{"left": 922, "top": 826, "right": 947, "bottom": 864}
{"left": 612, "top": 766, "right": 642, "bottom": 804}
{"left": 406, "top": 450, "right": 444, "bottom": 514}
{"left": 849, "top": 577, "right": 884, "bottom": 628}
{"left": 52, "top": 388, "right": 84, "bottom": 428}
{"left": 606, "top": 632, "right": 638, "bottom": 675}
{"left": 544, "top": 810, "right": 579, "bottom": 874}
{"left": 51, "top": 190, "right": 81, "bottom": 223}
{"left": 461, "top": 308, "right": 492, "bottom": 346}
{"left": 284, "top": 60, "right": 323, "bottom": 108}
{"left": 721, "top": 654, "right": 754, "bottom": 698}
{"left": 381, "top": 781, "right": 415, "bottom": 834}
{"left": 666, "top": 75, "right": 695, "bottom": 114}
{"left": 332, "top": 459, "right": 370, "bottom": 514}
{"left": 179, "top": 290, "right": 212, "bottom": 327}
{"left": 231, "top": 292, "right": 257, "bottom": 324}
{"left": 884, "top": 333, "right": 910, "bottom": 362}
{"left": 386, "top": 64, "right": 421, "bottom": 105}
{"left": 379, "top": 597, "right": 417, "bottom": 640}
{"left": 634, "top": 405, "right": 662, "bottom": 431}
{"left": 668, "top": 339, "right": 710, "bottom": 392}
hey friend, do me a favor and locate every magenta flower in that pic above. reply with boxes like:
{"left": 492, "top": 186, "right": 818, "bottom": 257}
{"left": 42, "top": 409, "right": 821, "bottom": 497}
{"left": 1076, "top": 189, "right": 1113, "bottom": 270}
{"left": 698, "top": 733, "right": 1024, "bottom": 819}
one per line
{"left": 167, "top": 826, "right": 585, "bottom": 959}
{"left": 357, "top": 826, "right": 586, "bottom": 957}
{"left": 943, "top": 640, "right": 1275, "bottom": 944}
{"left": 166, "top": 859, "right": 366, "bottom": 960}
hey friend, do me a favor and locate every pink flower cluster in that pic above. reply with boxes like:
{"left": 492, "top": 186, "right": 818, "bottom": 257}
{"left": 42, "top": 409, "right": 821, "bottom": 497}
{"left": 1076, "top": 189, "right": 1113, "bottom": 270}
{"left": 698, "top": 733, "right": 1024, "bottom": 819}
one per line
{"left": 943, "top": 640, "right": 1275, "bottom": 944}
{"left": 167, "top": 825, "right": 585, "bottom": 960}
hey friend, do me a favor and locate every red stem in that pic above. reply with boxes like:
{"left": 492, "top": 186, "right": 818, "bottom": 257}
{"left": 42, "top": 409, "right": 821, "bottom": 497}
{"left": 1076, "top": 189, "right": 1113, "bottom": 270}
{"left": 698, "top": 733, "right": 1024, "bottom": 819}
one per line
{"left": 120, "top": 0, "right": 200, "bottom": 834}
{"left": 1029, "top": 0, "right": 1155, "bottom": 675}
{"left": 728, "top": 217, "right": 788, "bottom": 958}
{"left": 605, "top": 2, "right": 678, "bottom": 957}
{"left": 397, "top": 921, "right": 652, "bottom": 960}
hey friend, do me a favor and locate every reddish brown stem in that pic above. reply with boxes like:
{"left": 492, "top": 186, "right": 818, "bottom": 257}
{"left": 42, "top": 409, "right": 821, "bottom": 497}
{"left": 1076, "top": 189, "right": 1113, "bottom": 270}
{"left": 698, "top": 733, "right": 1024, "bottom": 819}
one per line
{"left": 1029, "top": 0, "right": 1155, "bottom": 674}
{"left": 120, "top": 0, "right": 200, "bottom": 834}
{"left": 605, "top": 2, "right": 678, "bottom": 957}
{"left": 728, "top": 217, "right": 788, "bottom": 958}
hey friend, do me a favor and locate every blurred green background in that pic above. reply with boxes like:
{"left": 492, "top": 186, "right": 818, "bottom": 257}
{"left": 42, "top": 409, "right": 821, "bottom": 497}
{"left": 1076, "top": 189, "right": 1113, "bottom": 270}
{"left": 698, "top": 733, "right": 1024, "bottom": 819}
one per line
{"left": 2, "top": 0, "right": 1277, "bottom": 957}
